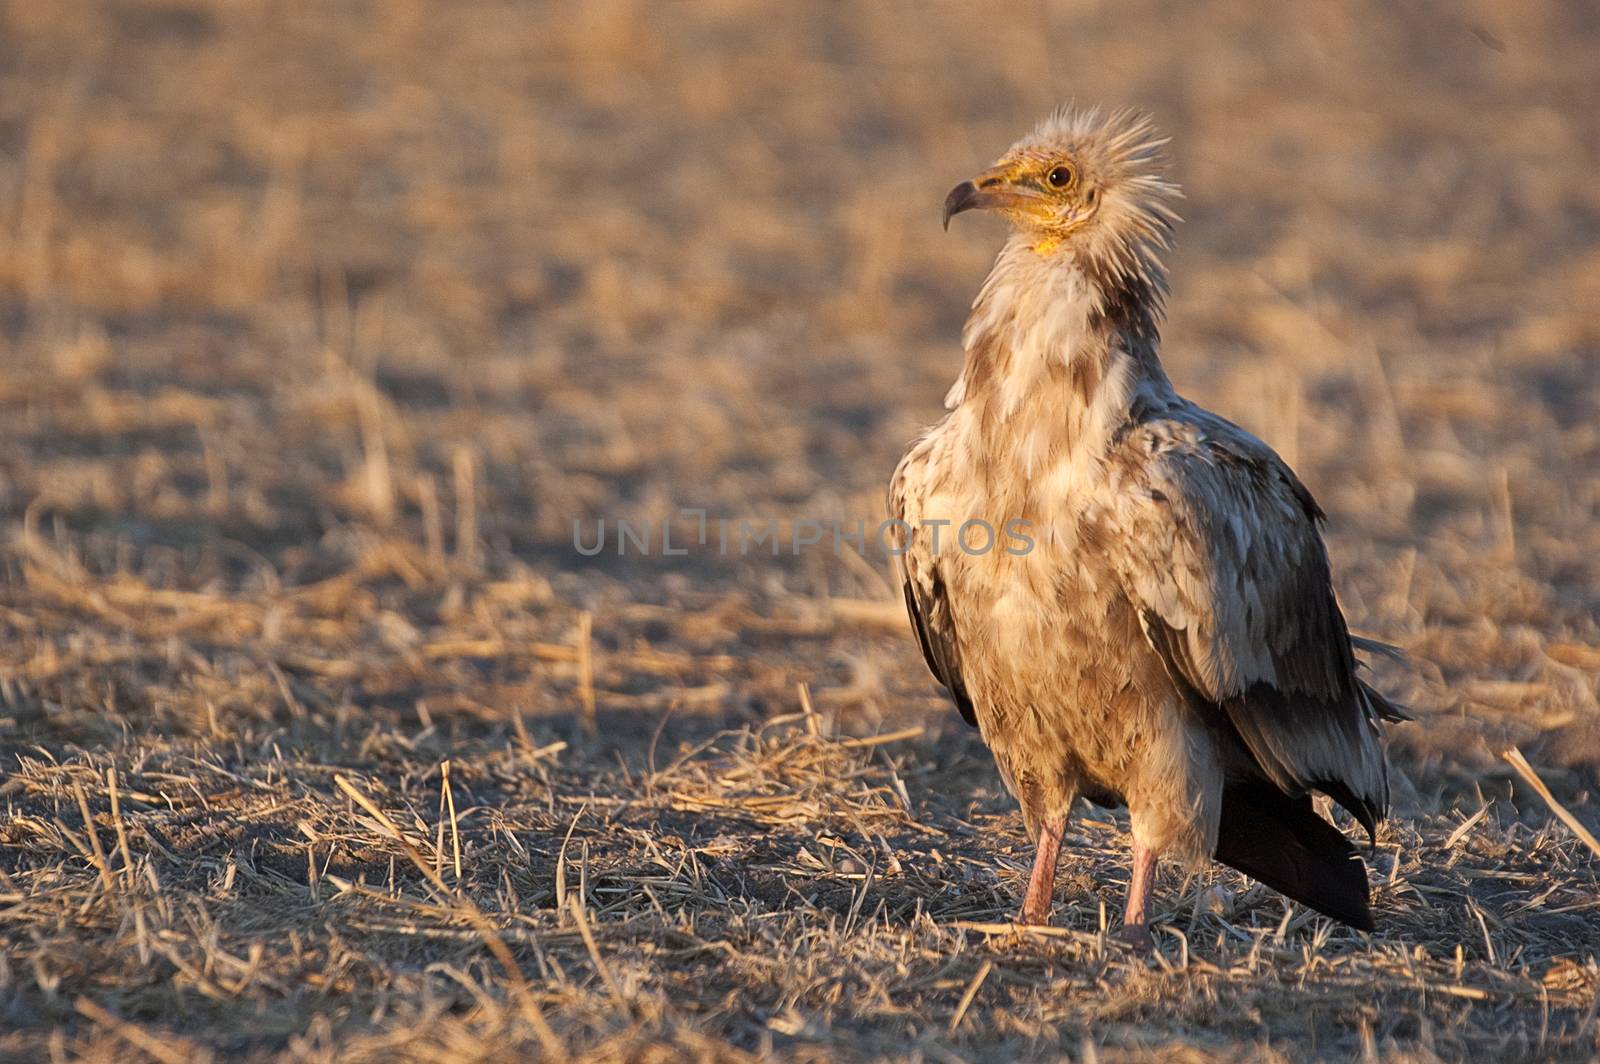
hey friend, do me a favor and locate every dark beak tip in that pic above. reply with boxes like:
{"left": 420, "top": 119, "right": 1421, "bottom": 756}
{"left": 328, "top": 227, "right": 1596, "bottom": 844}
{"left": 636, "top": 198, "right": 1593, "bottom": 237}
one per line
{"left": 942, "top": 180, "right": 979, "bottom": 231}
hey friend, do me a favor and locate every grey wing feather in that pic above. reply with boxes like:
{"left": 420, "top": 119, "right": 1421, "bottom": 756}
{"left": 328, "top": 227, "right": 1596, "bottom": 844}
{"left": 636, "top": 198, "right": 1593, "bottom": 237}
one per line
{"left": 1111, "top": 415, "right": 1391, "bottom": 834}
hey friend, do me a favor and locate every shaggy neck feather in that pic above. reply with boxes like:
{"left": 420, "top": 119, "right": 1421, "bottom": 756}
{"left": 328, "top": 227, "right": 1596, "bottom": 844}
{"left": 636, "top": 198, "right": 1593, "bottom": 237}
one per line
{"left": 946, "top": 239, "right": 1172, "bottom": 465}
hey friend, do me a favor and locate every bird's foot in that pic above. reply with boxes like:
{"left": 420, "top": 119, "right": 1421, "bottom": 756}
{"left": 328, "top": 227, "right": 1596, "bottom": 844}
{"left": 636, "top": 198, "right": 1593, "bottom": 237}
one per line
{"left": 1114, "top": 922, "right": 1155, "bottom": 954}
{"left": 1015, "top": 901, "right": 1053, "bottom": 927}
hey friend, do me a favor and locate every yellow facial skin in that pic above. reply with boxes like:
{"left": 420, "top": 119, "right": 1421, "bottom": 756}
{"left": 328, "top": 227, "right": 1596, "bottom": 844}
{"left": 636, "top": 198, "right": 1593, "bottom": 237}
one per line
{"left": 942, "top": 154, "right": 1099, "bottom": 255}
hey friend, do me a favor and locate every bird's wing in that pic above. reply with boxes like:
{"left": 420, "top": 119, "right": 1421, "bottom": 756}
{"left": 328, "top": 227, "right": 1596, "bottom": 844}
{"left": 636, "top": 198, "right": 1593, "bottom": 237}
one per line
{"left": 899, "top": 560, "right": 977, "bottom": 727}
{"left": 1106, "top": 413, "right": 1389, "bottom": 834}
{"left": 889, "top": 448, "right": 976, "bottom": 727}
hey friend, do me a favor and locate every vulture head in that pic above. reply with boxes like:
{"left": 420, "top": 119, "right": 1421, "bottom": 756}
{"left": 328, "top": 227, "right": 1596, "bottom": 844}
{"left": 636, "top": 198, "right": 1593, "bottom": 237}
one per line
{"left": 942, "top": 107, "right": 1182, "bottom": 283}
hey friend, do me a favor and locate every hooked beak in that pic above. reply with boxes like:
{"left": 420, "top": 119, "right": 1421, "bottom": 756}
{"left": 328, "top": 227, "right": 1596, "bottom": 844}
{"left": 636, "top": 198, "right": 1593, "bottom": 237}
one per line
{"left": 942, "top": 164, "right": 1043, "bottom": 230}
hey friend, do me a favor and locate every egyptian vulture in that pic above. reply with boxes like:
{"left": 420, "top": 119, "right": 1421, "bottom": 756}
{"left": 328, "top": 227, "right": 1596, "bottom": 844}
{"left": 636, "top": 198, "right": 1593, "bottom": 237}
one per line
{"left": 889, "top": 107, "right": 1405, "bottom": 948}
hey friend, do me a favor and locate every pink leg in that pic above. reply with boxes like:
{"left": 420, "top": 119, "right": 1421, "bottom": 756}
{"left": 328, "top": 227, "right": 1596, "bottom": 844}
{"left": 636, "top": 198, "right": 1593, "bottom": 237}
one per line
{"left": 1117, "top": 838, "right": 1159, "bottom": 951}
{"left": 1018, "top": 816, "right": 1066, "bottom": 925}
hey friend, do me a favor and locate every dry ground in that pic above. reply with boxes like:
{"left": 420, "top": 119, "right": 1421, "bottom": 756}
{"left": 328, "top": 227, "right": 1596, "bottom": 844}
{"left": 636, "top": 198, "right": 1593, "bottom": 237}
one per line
{"left": 2, "top": 0, "right": 1599, "bottom": 1060}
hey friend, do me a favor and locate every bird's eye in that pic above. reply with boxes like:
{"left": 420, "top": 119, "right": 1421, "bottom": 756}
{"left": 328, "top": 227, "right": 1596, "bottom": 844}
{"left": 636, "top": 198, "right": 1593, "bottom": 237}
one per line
{"left": 1047, "top": 165, "right": 1073, "bottom": 188}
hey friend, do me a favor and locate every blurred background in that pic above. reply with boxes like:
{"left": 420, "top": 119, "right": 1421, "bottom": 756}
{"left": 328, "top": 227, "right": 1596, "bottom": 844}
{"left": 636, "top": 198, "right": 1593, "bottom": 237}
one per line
{"left": 4, "top": 0, "right": 1600, "bottom": 847}
{"left": 5, "top": 0, "right": 1597, "bottom": 787}
{"left": 1, "top": 1, "right": 1599, "bottom": 1057}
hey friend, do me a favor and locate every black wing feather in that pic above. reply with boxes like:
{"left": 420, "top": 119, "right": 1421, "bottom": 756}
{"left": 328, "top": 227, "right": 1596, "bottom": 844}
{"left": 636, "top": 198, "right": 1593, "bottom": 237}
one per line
{"left": 902, "top": 571, "right": 976, "bottom": 727}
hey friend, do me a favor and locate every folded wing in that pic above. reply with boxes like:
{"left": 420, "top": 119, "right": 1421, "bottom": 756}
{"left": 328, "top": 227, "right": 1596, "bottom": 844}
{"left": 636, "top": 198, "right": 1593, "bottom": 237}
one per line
{"left": 1107, "top": 414, "right": 1392, "bottom": 835}
{"left": 889, "top": 457, "right": 977, "bottom": 728}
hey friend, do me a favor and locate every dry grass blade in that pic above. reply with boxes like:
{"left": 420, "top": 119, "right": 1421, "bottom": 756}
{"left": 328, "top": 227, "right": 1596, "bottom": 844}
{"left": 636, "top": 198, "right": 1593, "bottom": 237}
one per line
{"left": 105, "top": 767, "right": 136, "bottom": 888}
{"left": 948, "top": 959, "right": 992, "bottom": 1033}
{"left": 71, "top": 781, "right": 116, "bottom": 895}
{"left": 838, "top": 727, "right": 923, "bottom": 749}
{"left": 577, "top": 610, "right": 596, "bottom": 736}
{"left": 75, "top": 997, "right": 211, "bottom": 1064}
{"left": 1445, "top": 803, "right": 1491, "bottom": 849}
{"left": 1503, "top": 748, "right": 1600, "bottom": 858}
{"left": 330, "top": 773, "right": 567, "bottom": 1057}
{"left": 442, "top": 759, "right": 463, "bottom": 883}
{"left": 798, "top": 680, "right": 821, "bottom": 737}
{"left": 333, "top": 775, "right": 527, "bottom": 989}
{"left": 334, "top": 774, "right": 442, "bottom": 888}
{"left": 568, "top": 894, "right": 630, "bottom": 1016}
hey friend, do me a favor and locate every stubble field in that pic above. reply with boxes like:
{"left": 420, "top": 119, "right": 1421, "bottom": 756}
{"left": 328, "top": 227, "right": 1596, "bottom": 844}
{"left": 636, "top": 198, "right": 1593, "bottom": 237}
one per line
{"left": 1, "top": 1, "right": 1598, "bottom": 1060}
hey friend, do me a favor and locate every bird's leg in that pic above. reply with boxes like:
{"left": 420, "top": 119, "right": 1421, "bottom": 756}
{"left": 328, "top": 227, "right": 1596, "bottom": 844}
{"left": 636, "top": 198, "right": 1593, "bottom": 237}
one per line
{"left": 1017, "top": 815, "right": 1066, "bottom": 925}
{"left": 1116, "top": 837, "right": 1159, "bottom": 951}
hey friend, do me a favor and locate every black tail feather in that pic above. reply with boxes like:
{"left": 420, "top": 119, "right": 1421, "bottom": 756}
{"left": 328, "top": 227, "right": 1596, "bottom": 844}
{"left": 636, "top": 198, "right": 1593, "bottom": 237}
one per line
{"left": 1213, "top": 780, "right": 1375, "bottom": 932}
{"left": 1360, "top": 678, "right": 1412, "bottom": 722}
